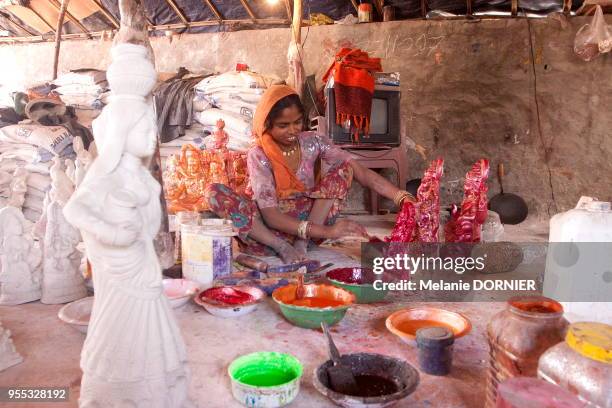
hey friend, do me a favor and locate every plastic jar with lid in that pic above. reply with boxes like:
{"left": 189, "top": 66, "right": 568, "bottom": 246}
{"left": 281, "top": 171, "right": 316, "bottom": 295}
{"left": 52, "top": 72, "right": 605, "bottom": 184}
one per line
{"left": 484, "top": 296, "right": 568, "bottom": 408}
{"left": 538, "top": 322, "right": 612, "bottom": 407}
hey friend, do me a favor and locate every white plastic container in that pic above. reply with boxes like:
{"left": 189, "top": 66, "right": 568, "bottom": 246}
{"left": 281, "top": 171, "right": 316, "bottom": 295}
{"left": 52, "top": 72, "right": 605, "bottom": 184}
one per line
{"left": 181, "top": 219, "right": 236, "bottom": 289}
{"left": 544, "top": 197, "right": 612, "bottom": 324}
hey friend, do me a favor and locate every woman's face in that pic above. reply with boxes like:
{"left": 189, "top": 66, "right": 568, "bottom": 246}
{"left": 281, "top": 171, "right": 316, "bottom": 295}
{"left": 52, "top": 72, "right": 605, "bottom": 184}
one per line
{"left": 268, "top": 105, "right": 303, "bottom": 148}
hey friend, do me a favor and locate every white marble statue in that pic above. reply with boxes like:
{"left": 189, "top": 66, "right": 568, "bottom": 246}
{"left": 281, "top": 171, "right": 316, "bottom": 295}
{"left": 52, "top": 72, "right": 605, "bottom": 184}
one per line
{"left": 73, "top": 136, "right": 93, "bottom": 187}
{"left": 0, "top": 206, "right": 42, "bottom": 305}
{"left": 0, "top": 321, "right": 23, "bottom": 372}
{"left": 41, "top": 201, "right": 86, "bottom": 304}
{"left": 7, "top": 167, "right": 28, "bottom": 209}
{"left": 0, "top": 170, "right": 10, "bottom": 206}
{"left": 49, "top": 156, "right": 75, "bottom": 206}
{"left": 63, "top": 43, "right": 192, "bottom": 408}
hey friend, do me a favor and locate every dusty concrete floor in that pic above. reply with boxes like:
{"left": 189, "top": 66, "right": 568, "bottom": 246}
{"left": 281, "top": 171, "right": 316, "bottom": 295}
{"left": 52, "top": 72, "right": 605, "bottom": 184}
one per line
{"left": 0, "top": 216, "right": 550, "bottom": 408}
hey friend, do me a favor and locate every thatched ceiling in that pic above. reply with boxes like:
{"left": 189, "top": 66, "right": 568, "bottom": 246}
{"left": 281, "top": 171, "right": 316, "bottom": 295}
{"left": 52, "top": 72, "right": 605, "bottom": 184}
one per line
{"left": 0, "top": 0, "right": 599, "bottom": 43}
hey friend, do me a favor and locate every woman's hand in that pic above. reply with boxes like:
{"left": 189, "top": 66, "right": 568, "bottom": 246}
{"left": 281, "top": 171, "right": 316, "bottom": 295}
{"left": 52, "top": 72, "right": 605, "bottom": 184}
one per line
{"left": 327, "top": 219, "right": 369, "bottom": 239}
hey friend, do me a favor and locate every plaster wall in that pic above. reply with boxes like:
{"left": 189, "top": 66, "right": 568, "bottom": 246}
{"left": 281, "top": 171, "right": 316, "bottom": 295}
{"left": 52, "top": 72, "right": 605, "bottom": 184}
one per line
{"left": 1, "top": 16, "right": 610, "bottom": 217}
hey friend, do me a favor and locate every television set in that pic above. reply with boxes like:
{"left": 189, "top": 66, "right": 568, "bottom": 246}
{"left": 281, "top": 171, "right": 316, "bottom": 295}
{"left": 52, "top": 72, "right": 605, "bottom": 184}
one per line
{"left": 325, "top": 85, "right": 401, "bottom": 146}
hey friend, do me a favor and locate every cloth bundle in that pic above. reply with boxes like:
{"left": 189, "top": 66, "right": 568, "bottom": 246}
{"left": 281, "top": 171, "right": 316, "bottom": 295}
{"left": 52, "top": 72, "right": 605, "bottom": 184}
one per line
{"left": 322, "top": 48, "right": 382, "bottom": 138}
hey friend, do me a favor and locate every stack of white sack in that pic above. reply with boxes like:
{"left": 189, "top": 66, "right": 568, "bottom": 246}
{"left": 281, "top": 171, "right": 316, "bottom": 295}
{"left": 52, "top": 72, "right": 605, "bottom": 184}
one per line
{"left": 194, "top": 71, "right": 283, "bottom": 152}
{"left": 0, "top": 123, "right": 77, "bottom": 222}
{"left": 53, "top": 70, "right": 107, "bottom": 128}
{"left": 159, "top": 123, "right": 207, "bottom": 169}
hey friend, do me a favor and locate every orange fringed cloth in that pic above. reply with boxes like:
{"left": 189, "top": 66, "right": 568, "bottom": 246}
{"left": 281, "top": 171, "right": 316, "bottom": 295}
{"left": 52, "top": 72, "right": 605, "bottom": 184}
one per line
{"left": 322, "top": 48, "right": 382, "bottom": 141}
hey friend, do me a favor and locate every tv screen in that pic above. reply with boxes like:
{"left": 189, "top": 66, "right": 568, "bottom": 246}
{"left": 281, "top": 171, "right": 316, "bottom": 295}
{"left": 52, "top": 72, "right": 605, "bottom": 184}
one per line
{"left": 326, "top": 87, "right": 400, "bottom": 146}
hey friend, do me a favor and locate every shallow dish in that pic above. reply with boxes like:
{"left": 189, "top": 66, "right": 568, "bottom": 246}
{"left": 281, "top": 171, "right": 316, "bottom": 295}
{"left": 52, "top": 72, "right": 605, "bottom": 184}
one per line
{"left": 194, "top": 285, "right": 266, "bottom": 318}
{"left": 386, "top": 307, "right": 472, "bottom": 343}
{"left": 162, "top": 278, "right": 200, "bottom": 308}
{"left": 228, "top": 351, "right": 303, "bottom": 408}
{"left": 313, "top": 352, "right": 419, "bottom": 408}
{"left": 272, "top": 283, "right": 355, "bottom": 329}
{"left": 58, "top": 296, "right": 93, "bottom": 334}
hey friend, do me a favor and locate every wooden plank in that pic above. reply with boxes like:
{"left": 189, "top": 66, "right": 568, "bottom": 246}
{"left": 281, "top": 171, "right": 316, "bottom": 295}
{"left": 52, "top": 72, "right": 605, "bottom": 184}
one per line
{"left": 90, "top": 0, "right": 119, "bottom": 28}
{"left": 53, "top": 0, "right": 70, "bottom": 80}
{"left": 421, "top": 0, "right": 427, "bottom": 17}
{"left": 292, "top": 0, "right": 301, "bottom": 43}
{"left": 162, "top": 0, "right": 189, "bottom": 25}
{"left": 511, "top": 0, "right": 518, "bottom": 16}
{"left": 283, "top": 0, "right": 292, "bottom": 21}
{"left": 48, "top": 0, "right": 91, "bottom": 35}
{"left": 202, "top": 0, "right": 223, "bottom": 21}
{"left": 1, "top": 12, "right": 37, "bottom": 35}
{"left": 239, "top": 0, "right": 257, "bottom": 20}
{"left": 25, "top": 5, "right": 56, "bottom": 33}
{"left": 467, "top": 0, "right": 473, "bottom": 15}
{"left": 349, "top": 0, "right": 359, "bottom": 12}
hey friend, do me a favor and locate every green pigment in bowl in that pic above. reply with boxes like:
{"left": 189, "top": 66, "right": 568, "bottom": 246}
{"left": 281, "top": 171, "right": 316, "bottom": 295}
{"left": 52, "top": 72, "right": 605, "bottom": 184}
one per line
{"left": 229, "top": 352, "right": 303, "bottom": 388}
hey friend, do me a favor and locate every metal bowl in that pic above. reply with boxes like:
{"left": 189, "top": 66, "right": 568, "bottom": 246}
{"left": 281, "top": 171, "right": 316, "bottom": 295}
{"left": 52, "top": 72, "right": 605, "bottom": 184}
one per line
{"left": 194, "top": 285, "right": 266, "bottom": 318}
{"left": 272, "top": 284, "right": 355, "bottom": 329}
{"left": 386, "top": 307, "right": 472, "bottom": 343}
{"left": 313, "top": 353, "right": 419, "bottom": 407}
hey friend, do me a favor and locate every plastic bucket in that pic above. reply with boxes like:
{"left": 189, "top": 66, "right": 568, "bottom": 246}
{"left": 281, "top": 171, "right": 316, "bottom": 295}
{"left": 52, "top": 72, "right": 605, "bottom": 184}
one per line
{"left": 181, "top": 219, "right": 236, "bottom": 288}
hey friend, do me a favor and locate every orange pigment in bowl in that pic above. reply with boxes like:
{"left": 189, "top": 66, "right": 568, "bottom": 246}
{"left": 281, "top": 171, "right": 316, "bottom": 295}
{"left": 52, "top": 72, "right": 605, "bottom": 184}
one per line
{"left": 286, "top": 297, "right": 347, "bottom": 308}
{"left": 397, "top": 319, "right": 457, "bottom": 336}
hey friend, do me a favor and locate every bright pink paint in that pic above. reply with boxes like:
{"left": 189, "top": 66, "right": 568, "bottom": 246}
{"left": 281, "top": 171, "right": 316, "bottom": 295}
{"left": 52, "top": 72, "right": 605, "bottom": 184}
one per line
{"left": 201, "top": 287, "right": 255, "bottom": 305}
{"left": 327, "top": 268, "right": 375, "bottom": 285}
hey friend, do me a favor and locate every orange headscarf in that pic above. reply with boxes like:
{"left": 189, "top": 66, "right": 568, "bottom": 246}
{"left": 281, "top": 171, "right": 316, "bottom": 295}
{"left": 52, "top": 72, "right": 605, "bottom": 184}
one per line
{"left": 253, "top": 85, "right": 305, "bottom": 199}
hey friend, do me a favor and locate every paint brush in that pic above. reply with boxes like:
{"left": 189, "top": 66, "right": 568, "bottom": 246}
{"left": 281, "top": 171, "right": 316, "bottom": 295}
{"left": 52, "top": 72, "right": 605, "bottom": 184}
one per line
{"left": 321, "top": 322, "right": 359, "bottom": 396}
{"left": 295, "top": 266, "right": 306, "bottom": 300}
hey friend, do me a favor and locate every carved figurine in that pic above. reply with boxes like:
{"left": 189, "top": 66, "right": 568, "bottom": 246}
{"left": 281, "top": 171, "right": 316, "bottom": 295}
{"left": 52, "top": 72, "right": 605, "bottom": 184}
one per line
{"left": 73, "top": 136, "right": 93, "bottom": 187}
{"left": 0, "top": 321, "right": 23, "bottom": 372}
{"left": 0, "top": 206, "right": 42, "bottom": 305}
{"left": 49, "top": 156, "right": 75, "bottom": 206}
{"left": 7, "top": 167, "right": 28, "bottom": 209}
{"left": 62, "top": 43, "right": 191, "bottom": 407}
{"left": 41, "top": 201, "right": 86, "bottom": 304}
{"left": 65, "top": 158, "right": 76, "bottom": 186}
{"left": 212, "top": 119, "right": 229, "bottom": 150}
{"left": 166, "top": 145, "right": 209, "bottom": 214}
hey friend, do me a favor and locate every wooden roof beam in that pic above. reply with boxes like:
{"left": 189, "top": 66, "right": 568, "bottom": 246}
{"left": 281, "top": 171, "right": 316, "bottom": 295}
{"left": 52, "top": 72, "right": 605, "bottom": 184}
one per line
{"left": 239, "top": 0, "right": 256, "bottom": 20}
{"left": 163, "top": 0, "right": 189, "bottom": 25}
{"left": 91, "top": 0, "right": 119, "bottom": 28}
{"left": 25, "top": 5, "right": 56, "bottom": 33}
{"left": 48, "top": 0, "right": 91, "bottom": 35}
{"left": 0, "top": 11, "right": 37, "bottom": 35}
{"left": 202, "top": 0, "right": 223, "bottom": 21}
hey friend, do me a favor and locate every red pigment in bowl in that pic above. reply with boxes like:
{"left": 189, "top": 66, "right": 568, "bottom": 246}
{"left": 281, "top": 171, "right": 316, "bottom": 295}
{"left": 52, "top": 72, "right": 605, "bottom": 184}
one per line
{"left": 201, "top": 287, "right": 254, "bottom": 305}
{"left": 326, "top": 268, "right": 376, "bottom": 285}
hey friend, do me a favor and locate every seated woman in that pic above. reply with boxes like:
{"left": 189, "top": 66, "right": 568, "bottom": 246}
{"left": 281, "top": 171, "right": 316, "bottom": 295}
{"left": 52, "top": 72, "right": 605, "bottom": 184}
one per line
{"left": 205, "top": 85, "right": 415, "bottom": 263}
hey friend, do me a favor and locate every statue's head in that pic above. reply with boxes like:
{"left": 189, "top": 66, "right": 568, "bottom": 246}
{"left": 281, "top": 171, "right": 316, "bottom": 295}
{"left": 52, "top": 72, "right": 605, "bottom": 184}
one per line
{"left": 107, "top": 43, "right": 156, "bottom": 97}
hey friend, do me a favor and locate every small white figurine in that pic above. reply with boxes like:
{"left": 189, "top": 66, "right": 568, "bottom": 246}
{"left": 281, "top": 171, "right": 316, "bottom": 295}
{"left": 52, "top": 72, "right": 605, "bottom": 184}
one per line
{"left": 0, "top": 321, "right": 23, "bottom": 372}
{"left": 73, "top": 136, "right": 93, "bottom": 187}
{"left": 63, "top": 43, "right": 192, "bottom": 407}
{"left": 0, "top": 206, "right": 42, "bottom": 305}
{"left": 7, "top": 167, "right": 28, "bottom": 209}
{"left": 49, "top": 156, "right": 74, "bottom": 206}
{"left": 65, "top": 158, "right": 76, "bottom": 186}
{"left": 41, "top": 201, "right": 86, "bottom": 304}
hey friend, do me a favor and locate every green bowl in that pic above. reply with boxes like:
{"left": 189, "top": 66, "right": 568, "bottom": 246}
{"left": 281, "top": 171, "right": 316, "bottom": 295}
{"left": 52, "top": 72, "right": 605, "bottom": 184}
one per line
{"left": 328, "top": 279, "right": 389, "bottom": 304}
{"left": 272, "top": 284, "right": 355, "bottom": 329}
{"left": 228, "top": 351, "right": 303, "bottom": 408}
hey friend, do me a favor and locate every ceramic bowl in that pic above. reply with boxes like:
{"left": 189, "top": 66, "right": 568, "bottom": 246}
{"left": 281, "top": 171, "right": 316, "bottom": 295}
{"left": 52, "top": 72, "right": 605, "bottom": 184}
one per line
{"left": 313, "top": 352, "right": 419, "bottom": 408}
{"left": 58, "top": 296, "right": 94, "bottom": 333}
{"left": 386, "top": 307, "right": 472, "bottom": 343}
{"left": 162, "top": 278, "right": 200, "bottom": 309}
{"left": 272, "top": 284, "right": 355, "bottom": 329}
{"left": 228, "top": 351, "right": 303, "bottom": 408}
{"left": 194, "top": 285, "right": 266, "bottom": 318}
{"left": 326, "top": 267, "right": 388, "bottom": 304}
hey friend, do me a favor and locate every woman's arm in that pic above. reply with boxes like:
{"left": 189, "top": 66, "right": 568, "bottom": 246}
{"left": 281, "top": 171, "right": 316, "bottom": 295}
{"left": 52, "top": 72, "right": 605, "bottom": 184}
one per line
{"left": 349, "top": 159, "right": 415, "bottom": 205}
{"left": 259, "top": 207, "right": 366, "bottom": 239}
